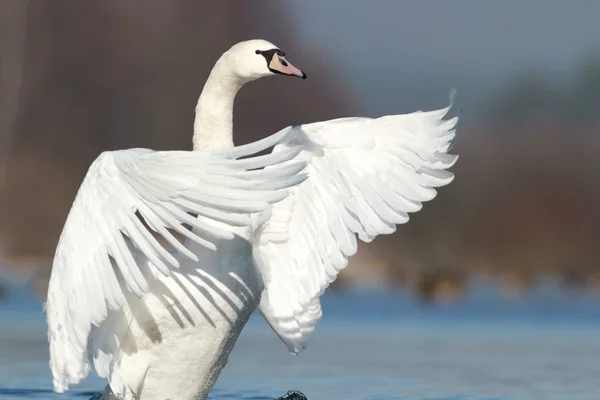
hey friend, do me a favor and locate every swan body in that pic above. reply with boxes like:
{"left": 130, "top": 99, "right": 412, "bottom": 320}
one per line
{"left": 46, "top": 39, "right": 459, "bottom": 400}
{"left": 101, "top": 233, "right": 261, "bottom": 400}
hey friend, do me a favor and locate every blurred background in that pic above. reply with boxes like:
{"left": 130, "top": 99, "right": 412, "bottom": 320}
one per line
{"left": 2, "top": 0, "right": 600, "bottom": 301}
{"left": 1, "top": 1, "right": 600, "bottom": 399}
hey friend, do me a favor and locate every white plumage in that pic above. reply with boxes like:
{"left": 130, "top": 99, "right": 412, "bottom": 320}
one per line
{"left": 254, "top": 109, "right": 457, "bottom": 353}
{"left": 46, "top": 137, "right": 307, "bottom": 392}
{"left": 45, "top": 39, "right": 458, "bottom": 400}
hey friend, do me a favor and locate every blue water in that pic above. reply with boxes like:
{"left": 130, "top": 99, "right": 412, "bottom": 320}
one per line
{"left": 1, "top": 277, "right": 599, "bottom": 399}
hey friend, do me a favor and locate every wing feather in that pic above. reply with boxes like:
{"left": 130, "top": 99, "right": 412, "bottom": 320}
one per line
{"left": 254, "top": 97, "right": 458, "bottom": 353}
{"left": 46, "top": 136, "right": 307, "bottom": 393}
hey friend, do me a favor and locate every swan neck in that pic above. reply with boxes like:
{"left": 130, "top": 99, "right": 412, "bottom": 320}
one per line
{"left": 193, "top": 58, "right": 244, "bottom": 151}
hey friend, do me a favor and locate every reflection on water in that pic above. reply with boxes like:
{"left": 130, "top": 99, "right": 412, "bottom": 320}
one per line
{"left": 1, "top": 277, "right": 599, "bottom": 400}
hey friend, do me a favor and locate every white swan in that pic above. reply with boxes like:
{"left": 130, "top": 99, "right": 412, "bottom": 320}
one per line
{"left": 46, "top": 39, "right": 458, "bottom": 400}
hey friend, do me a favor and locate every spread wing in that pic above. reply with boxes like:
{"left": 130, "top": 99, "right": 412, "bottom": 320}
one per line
{"left": 253, "top": 99, "right": 458, "bottom": 353}
{"left": 46, "top": 130, "right": 307, "bottom": 393}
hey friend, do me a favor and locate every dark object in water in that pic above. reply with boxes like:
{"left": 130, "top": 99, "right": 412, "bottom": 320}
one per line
{"left": 276, "top": 390, "right": 307, "bottom": 400}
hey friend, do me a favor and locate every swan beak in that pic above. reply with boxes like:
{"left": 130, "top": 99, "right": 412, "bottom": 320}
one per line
{"left": 269, "top": 54, "right": 307, "bottom": 79}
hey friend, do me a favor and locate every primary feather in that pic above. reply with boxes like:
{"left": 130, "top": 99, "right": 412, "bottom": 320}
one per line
{"left": 253, "top": 100, "right": 458, "bottom": 353}
{"left": 46, "top": 140, "right": 306, "bottom": 393}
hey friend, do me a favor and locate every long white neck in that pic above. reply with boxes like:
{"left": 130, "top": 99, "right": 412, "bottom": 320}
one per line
{"left": 193, "top": 58, "right": 245, "bottom": 151}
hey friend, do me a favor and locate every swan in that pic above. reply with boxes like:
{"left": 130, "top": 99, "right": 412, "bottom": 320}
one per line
{"left": 45, "top": 39, "right": 459, "bottom": 400}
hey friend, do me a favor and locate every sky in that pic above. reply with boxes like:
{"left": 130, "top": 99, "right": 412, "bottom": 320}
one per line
{"left": 285, "top": 1, "right": 600, "bottom": 114}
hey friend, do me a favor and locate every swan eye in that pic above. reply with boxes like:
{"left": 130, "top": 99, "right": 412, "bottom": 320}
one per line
{"left": 255, "top": 50, "right": 261, "bottom": 55}
{"left": 277, "top": 50, "right": 285, "bottom": 57}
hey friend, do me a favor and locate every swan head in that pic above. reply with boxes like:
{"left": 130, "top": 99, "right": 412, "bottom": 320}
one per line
{"left": 223, "top": 39, "right": 307, "bottom": 82}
